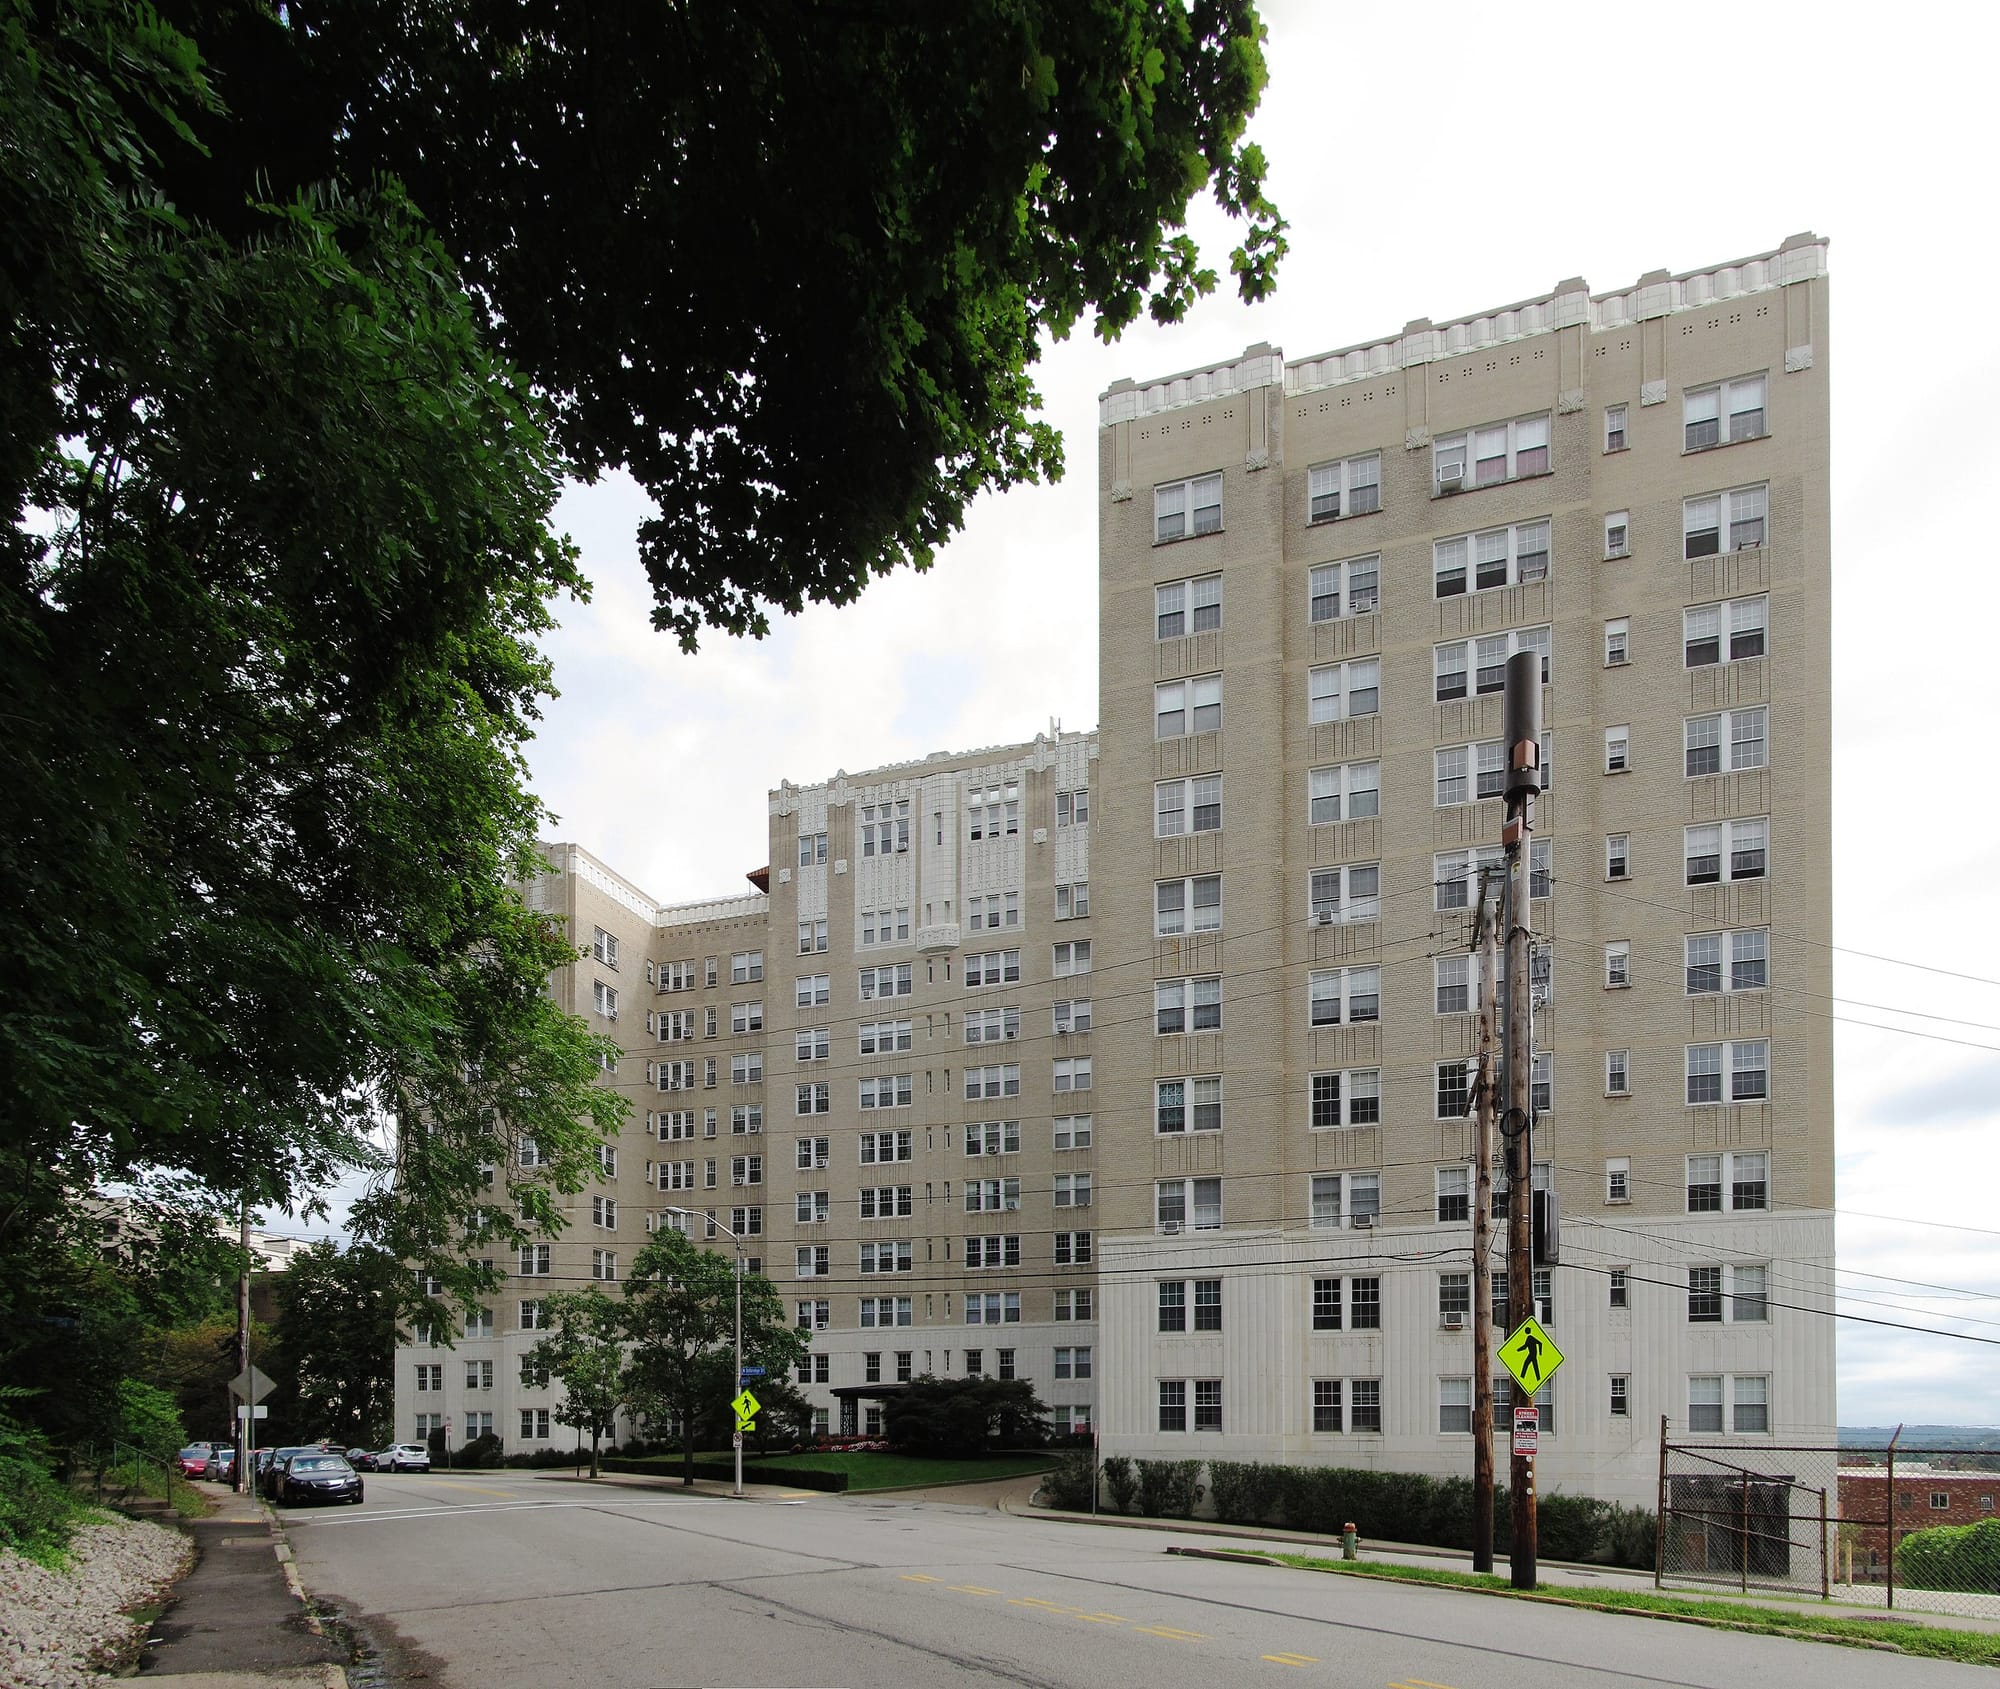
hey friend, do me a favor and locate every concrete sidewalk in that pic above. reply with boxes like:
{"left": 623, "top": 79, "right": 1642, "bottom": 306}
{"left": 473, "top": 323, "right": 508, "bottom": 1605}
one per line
{"left": 135, "top": 1481, "right": 346, "bottom": 1687}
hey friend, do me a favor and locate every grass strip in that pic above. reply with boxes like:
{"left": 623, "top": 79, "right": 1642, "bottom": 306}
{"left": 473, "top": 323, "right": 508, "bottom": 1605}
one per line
{"left": 613, "top": 1450, "right": 1056, "bottom": 1492}
{"left": 1264, "top": 1553, "right": 2000, "bottom": 1667}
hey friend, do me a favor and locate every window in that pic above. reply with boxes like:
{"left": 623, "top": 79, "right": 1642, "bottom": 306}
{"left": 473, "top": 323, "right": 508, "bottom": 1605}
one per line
{"left": 1053, "top": 1346, "right": 1093, "bottom": 1380}
{"left": 1052, "top": 999, "right": 1092, "bottom": 1035}
{"left": 414, "top": 1364, "right": 443, "bottom": 1392}
{"left": 895, "top": 1352, "right": 916, "bottom": 1382}
{"left": 965, "top": 1120, "right": 1021, "bottom": 1156}
{"left": 730, "top": 951, "right": 764, "bottom": 984}
{"left": 591, "top": 1195, "right": 617, "bottom": 1228}
{"left": 1309, "top": 658, "right": 1380, "bottom": 722}
{"left": 1606, "top": 1269, "right": 1630, "bottom": 1312}
{"left": 1435, "top": 842, "right": 1550, "bottom": 910}
{"left": 964, "top": 1235, "right": 1021, "bottom": 1269}
{"left": 1683, "top": 483, "right": 1767, "bottom": 558}
{"left": 1155, "top": 774, "right": 1222, "bottom": 837}
{"left": 1603, "top": 725, "right": 1630, "bottom": 774}
{"left": 1434, "top": 625, "right": 1550, "bottom": 701}
{"left": 1309, "top": 762, "right": 1380, "bottom": 826}
{"left": 968, "top": 891, "right": 1020, "bottom": 930}
{"left": 795, "top": 1026, "right": 830, "bottom": 1064}
{"left": 1435, "top": 412, "right": 1551, "bottom": 491}
{"left": 1193, "top": 1379, "right": 1223, "bottom": 1432}
{"left": 1604, "top": 404, "right": 1627, "bottom": 452}
{"left": 1308, "top": 863, "right": 1380, "bottom": 924}
{"left": 1309, "top": 452, "right": 1382, "bottom": 522}
{"left": 1155, "top": 675, "right": 1221, "bottom": 739}
{"left": 795, "top": 974, "right": 830, "bottom": 1008}
{"left": 1313, "top": 1276, "right": 1383, "bottom": 1332}
{"left": 797, "top": 831, "right": 828, "bottom": 867}
{"left": 1311, "top": 1068, "right": 1380, "bottom": 1130}
{"left": 1053, "top": 1230, "right": 1092, "bottom": 1265}
{"left": 1308, "top": 554, "right": 1381, "bottom": 622}
{"left": 1685, "top": 707, "right": 1767, "bottom": 777}
{"left": 860, "top": 1019, "right": 914, "bottom": 1055}
{"left": 1311, "top": 1380, "right": 1347, "bottom": 1433}
{"left": 963, "top": 1064, "right": 1020, "bottom": 1101}
{"left": 1435, "top": 736, "right": 1548, "bottom": 806}
{"left": 965, "top": 782, "right": 1020, "bottom": 842}
{"left": 1933, "top": 1492, "right": 1953, "bottom": 1512}
{"left": 1605, "top": 833, "right": 1630, "bottom": 881}
{"left": 795, "top": 1191, "right": 829, "bottom": 1225}
{"left": 518, "top": 1243, "right": 551, "bottom": 1276}
{"left": 796, "top": 918, "right": 827, "bottom": 954}
{"left": 1053, "top": 1056, "right": 1092, "bottom": 1092}
{"left": 795, "top": 1083, "right": 830, "bottom": 1116}
{"left": 1690, "top": 1375, "right": 1770, "bottom": 1434}
{"left": 728, "top": 1155, "right": 762, "bottom": 1187}
{"left": 1155, "top": 577, "right": 1221, "bottom": 639}
{"left": 729, "top": 1053, "right": 763, "bottom": 1084}
{"left": 1604, "top": 512, "right": 1630, "bottom": 559}
{"left": 1310, "top": 966, "right": 1380, "bottom": 1026}
{"left": 1052, "top": 1115, "right": 1092, "bottom": 1153}
{"left": 964, "top": 1007, "right": 1019, "bottom": 1045}
{"left": 1433, "top": 519, "right": 1551, "bottom": 597}
{"left": 1437, "top": 949, "right": 1547, "bottom": 1017}
{"left": 1056, "top": 786, "right": 1092, "bottom": 827}
{"left": 859, "top": 798, "right": 912, "bottom": 857}
{"left": 1439, "top": 1376, "right": 1473, "bottom": 1434}
{"left": 1155, "top": 471, "right": 1222, "bottom": 542}
{"left": 859, "top": 1241, "right": 914, "bottom": 1275}
{"left": 1731, "top": 1264, "right": 1769, "bottom": 1323}
{"left": 1155, "top": 976, "right": 1221, "bottom": 1035}
{"left": 1052, "top": 941, "right": 1092, "bottom": 977}
{"left": 964, "top": 1293, "right": 1021, "bottom": 1326}
{"left": 858, "top": 1074, "right": 914, "bottom": 1110}
{"left": 858, "top": 1297, "right": 913, "bottom": 1329}
{"left": 1686, "top": 929, "right": 1769, "bottom": 994}
{"left": 1154, "top": 875, "right": 1221, "bottom": 937}
{"left": 1156, "top": 1177, "right": 1221, "bottom": 1232}
{"left": 1684, "top": 374, "right": 1766, "bottom": 450}
{"left": 1435, "top": 1059, "right": 1473, "bottom": 1119}
{"left": 1603, "top": 942, "right": 1631, "bottom": 990}
{"left": 590, "top": 1250, "right": 617, "bottom": 1282}
{"left": 1053, "top": 1172, "right": 1092, "bottom": 1209}
{"left": 1688, "top": 1375, "right": 1723, "bottom": 1433}
{"left": 1054, "top": 1288, "right": 1093, "bottom": 1321}
{"left": 591, "top": 927, "right": 620, "bottom": 969}
{"left": 1158, "top": 1380, "right": 1188, "bottom": 1432}
{"left": 966, "top": 950, "right": 1021, "bottom": 987}
{"left": 1604, "top": 618, "right": 1629, "bottom": 666}
{"left": 795, "top": 1135, "right": 829, "bottom": 1170}
{"left": 1434, "top": 1165, "right": 1471, "bottom": 1224}
{"left": 795, "top": 1246, "right": 830, "bottom": 1279}
{"left": 1155, "top": 1075, "right": 1222, "bottom": 1134}
{"left": 1686, "top": 1150, "right": 1769, "bottom": 1212}
{"left": 858, "top": 906, "right": 911, "bottom": 947}
{"left": 1685, "top": 1040, "right": 1769, "bottom": 1104}
{"left": 1685, "top": 818, "right": 1767, "bottom": 884}
{"left": 859, "top": 964, "right": 914, "bottom": 1001}
{"left": 858, "top": 1130, "right": 914, "bottom": 1164}
{"left": 520, "top": 1407, "right": 552, "bottom": 1440}
{"left": 518, "top": 1299, "right": 545, "bottom": 1330}
{"left": 731, "top": 1001, "right": 764, "bottom": 1035}
{"left": 964, "top": 1176, "right": 1022, "bottom": 1213}
{"left": 592, "top": 980, "right": 619, "bottom": 1020}
{"left": 1684, "top": 596, "right": 1766, "bottom": 667}
{"left": 1311, "top": 1171, "right": 1380, "bottom": 1230}
{"left": 1604, "top": 1158, "right": 1631, "bottom": 1205}
{"left": 1606, "top": 1049, "right": 1631, "bottom": 1096}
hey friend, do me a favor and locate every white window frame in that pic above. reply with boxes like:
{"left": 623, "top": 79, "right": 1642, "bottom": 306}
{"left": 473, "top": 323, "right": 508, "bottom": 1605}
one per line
{"left": 1053, "top": 1172, "right": 1092, "bottom": 1209}
{"left": 1605, "top": 1157, "right": 1630, "bottom": 1203}
{"left": 1604, "top": 404, "right": 1627, "bottom": 452}
{"left": 966, "top": 949, "right": 1021, "bottom": 987}
{"left": 1684, "top": 1041, "right": 1770, "bottom": 1106}
{"left": 1308, "top": 554, "right": 1381, "bottom": 622}
{"left": 1605, "top": 1051, "right": 1631, "bottom": 1097}
{"left": 1604, "top": 618, "right": 1629, "bottom": 666}
{"left": 1155, "top": 674, "right": 1221, "bottom": 739}
{"left": 1154, "top": 976, "right": 1221, "bottom": 1036}
{"left": 1434, "top": 625, "right": 1550, "bottom": 701}
{"left": 1311, "top": 1171, "right": 1380, "bottom": 1231}
{"left": 1684, "top": 707, "right": 1767, "bottom": 777}
{"left": 1685, "top": 1150, "right": 1769, "bottom": 1213}
{"left": 1155, "top": 471, "right": 1222, "bottom": 543}
{"left": 1154, "top": 576, "right": 1221, "bottom": 640}
{"left": 1055, "top": 786, "right": 1092, "bottom": 827}
{"left": 1309, "top": 761, "right": 1380, "bottom": 825}
{"left": 1603, "top": 511, "right": 1630, "bottom": 558}
{"left": 1052, "top": 998, "right": 1091, "bottom": 1035}
{"left": 964, "top": 1120, "right": 1022, "bottom": 1157}
{"left": 1436, "top": 735, "right": 1548, "bottom": 807}
{"left": 1153, "top": 876, "right": 1220, "bottom": 938}
{"left": 1604, "top": 725, "right": 1630, "bottom": 774}
{"left": 1683, "top": 482, "right": 1768, "bottom": 559}
{"left": 962, "top": 1064, "right": 1020, "bottom": 1102}
{"left": 1310, "top": 1067, "right": 1380, "bottom": 1130}
{"left": 1434, "top": 411, "right": 1551, "bottom": 492}
{"left": 1684, "top": 373, "right": 1767, "bottom": 451}
{"left": 1605, "top": 833, "right": 1630, "bottom": 880}
{"left": 795, "top": 1026, "right": 830, "bottom": 1063}
{"left": 1432, "top": 518, "right": 1551, "bottom": 598}
{"left": 1155, "top": 775, "right": 1222, "bottom": 837}
{"left": 1052, "top": 1114, "right": 1092, "bottom": 1151}
{"left": 858, "top": 1019, "right": 913, "bottom": 1055}
{"left": 1308, "top": 452, "right": 1382, "bottom": 523}
{"left": 1686, "top": 929, "right": 1769, "bottom": 995}
{"left": 1435, "top": 842, "right": 1549, "bottom": 910}
{"left": 1684, "top": 818, "right": 1768, "bottom": 884}
{"left": 1309, "top": 658, "right": 1380, "bottom": 723}
{"left": 1154, "top": 1076, "right": 1222, "bottom": 1134}
{"left": 1155, "top": 1176, "right": 1222, "bottom": 1232}
{"left": 1308, "top": 863, "right": 1380, "bottom": 924}
{"left": 1604, "top": 942, "right": 1631, "bottom": 989}
{"left": 731, "top": 1001, "right": 764, "bottom": 1035}
{"left": 964, "top": 1007, "right": 1019, "bottom": 1045}
{"left": 1310, "top": 966, "right": 1381, "bottom": 1026}
{"left": 795, "top": 973, "right": 830, "bottom": 1008}
{"left": 1684, "top": 596, "right": 1767, "bottom": 667}
{"left": 1052, "top": 1055, "right": 1092, "bottom": 1092}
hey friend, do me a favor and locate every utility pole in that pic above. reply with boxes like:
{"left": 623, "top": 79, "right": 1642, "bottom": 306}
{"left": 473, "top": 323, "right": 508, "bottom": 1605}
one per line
{"left": 1471, "top": 871, "right": 1499, "bottom": 1574}
{"left": 235, "top": 1198, "right": 251, "bottom": 1493}
{"left": 1502, "top": 648, "right": 1541, "bottom": 1590}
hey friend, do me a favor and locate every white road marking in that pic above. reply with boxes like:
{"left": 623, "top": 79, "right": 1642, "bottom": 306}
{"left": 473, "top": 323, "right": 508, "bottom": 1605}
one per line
{"left": 295, "top": 1496, "right": 808, "bottom": 1526}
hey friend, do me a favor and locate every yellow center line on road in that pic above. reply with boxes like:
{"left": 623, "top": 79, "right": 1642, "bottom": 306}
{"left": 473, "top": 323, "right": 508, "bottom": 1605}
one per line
{"left": 1008, "top": 1598, "right": 1072, "bottom": 1611}
{"left": 1391, "top": 1679, "right": 1460, "bottom": 1688}
{"left": 1070, "top": 1612, "right": 1126, "bottom": 1625}
{"left": 947, "top": 1585, "right": 1003, "bottom": 1596}
{"left": 900, "top": 1575, "right": 940, "bottom": 1583}
{"left": 1263, "top": 1654, "right": 1318, "bottom": 1667}
{"left": 1131, "top": 1625, "right": 1209, "bottom": 1642}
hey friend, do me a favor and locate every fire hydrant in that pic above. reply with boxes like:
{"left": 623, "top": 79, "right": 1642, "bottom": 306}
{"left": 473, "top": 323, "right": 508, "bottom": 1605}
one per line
{"left": 1341, "top": 1522, "right": 1359, "bottom": 1561}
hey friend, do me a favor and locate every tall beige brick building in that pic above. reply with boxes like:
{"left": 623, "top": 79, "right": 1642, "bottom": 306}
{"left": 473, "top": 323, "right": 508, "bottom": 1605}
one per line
{"left": 398, "top": 236, "right": 1833, "bottom": 1503}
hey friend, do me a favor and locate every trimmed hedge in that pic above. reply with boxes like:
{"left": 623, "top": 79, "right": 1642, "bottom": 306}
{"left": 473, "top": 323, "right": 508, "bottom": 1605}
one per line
{"left": 1897, "top": 1517, "right": 2000, "bottom": 1593}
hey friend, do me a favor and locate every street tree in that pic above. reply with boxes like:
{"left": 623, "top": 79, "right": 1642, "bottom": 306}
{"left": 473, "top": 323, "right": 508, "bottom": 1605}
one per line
{"left": 519, "top": 1290, "right": 629, "bottom": 1479}
{"left": 269, "top": 1242, "right": 401, "bottom": 1450}
{"left": 622, "top": 1231, "right": 806, "bottom": 1486}
{"left": 887, "top": 1378, "right": 1051, "bottom": 1458}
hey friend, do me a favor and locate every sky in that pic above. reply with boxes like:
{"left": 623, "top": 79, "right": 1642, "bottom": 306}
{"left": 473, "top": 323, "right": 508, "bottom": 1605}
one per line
{"left": 297, "top": 2, "right": 2000, "bottom": 1426}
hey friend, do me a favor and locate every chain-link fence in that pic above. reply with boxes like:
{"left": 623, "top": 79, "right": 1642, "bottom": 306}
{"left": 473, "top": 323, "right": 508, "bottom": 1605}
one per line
{"left": 1659, "top": 1427, "right": 2000, "bottom": 1617}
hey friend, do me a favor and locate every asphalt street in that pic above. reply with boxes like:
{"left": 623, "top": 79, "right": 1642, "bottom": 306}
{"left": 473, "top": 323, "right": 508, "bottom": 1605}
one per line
{"left": 282, "top": 1469, "right": 1983, "bottom": 1689}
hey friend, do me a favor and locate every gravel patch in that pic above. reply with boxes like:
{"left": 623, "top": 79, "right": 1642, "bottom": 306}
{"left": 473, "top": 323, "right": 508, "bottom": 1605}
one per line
{"left": 0, "top": 1514, "right": 193, "bottom": 1689}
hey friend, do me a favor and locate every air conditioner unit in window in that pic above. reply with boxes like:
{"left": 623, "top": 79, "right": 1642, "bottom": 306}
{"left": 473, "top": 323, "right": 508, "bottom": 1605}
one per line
{"left": 1437, "top": 468, "right": 1464, "bottom": 494}
{"left": 1351, "top": 1213, "right": 1375, "bottom": 1229}
{"left": 1160, "top": 1220, "right": 1182, "bottom": 1234}
{"left": 1442, "top": 1311, "right": 1466, "bottom": 1330}
{"left": 1314, "top": 911, "right": 1335, "bottom": 926}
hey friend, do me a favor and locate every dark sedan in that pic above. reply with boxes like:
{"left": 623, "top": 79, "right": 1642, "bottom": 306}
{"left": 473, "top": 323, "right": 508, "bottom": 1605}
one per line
{"left": 273, "top": 1452, "right": 364, "bottom": 1506}
{"left": 345, "top": 1447, "right": 380, "bottom": 1471}
{"left": 259, "top": 1446, "right": 317, "bottom": 1499}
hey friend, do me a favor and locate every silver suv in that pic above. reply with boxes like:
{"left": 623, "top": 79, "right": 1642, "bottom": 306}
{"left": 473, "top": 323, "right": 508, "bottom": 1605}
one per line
{"left": 378, "top": 1443, "right": 432, "bottom": 1472}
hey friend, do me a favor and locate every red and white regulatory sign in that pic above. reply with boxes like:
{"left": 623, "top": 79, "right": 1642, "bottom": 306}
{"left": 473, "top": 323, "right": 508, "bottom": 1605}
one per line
{"left": 1512, "top": 1406, "right": 1539, "bottom": 1457}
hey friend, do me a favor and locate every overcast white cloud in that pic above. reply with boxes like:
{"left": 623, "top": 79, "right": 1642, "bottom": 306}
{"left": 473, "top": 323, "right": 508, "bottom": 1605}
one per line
{"left": 293, "top": 0, "right": 2000, "bottom": 1424}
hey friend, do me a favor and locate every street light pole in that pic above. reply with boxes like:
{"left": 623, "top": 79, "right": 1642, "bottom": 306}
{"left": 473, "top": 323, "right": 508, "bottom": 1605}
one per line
{"left": 661, "top": 1207, "right": 746, "bottom": 1499}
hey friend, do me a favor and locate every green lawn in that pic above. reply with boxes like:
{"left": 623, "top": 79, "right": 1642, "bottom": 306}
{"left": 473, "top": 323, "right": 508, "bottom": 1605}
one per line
{"left": 1267, "top": 1554, "right": 2000, "bottom": 1667}
{"left": 628, "top": 1450, "right": 1056, "bottom": 1492}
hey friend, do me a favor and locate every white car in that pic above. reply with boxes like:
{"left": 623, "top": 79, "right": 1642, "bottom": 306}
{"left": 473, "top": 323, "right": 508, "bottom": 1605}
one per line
{"left": 378, "top": 1443, "right": 432, "bottom": 1472}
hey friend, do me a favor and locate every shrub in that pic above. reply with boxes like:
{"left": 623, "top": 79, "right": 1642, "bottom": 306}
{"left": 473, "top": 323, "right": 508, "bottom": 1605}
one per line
{"left": 1135, "top": 1458, "right": 1203, "bottom": 1518}
{"left": 458, "top": 1432, "right": 504, "bottom": 1469}
{"left": 1208, "top": 1461, "right": 1281, "bottom": 1526}
{"left": 1042, "top": 1450, "right": 1097, "bottom": 1512}
{"left": 114, "top": 1380, "right": 186, "bottom": 1465}
{"left": 1897, "top": 1517, "right": 2000, "bottom": 1593}
{"left": 0, "top": 1418, "right": 80, "bottom": 1567}
{"left": 1101, "top": 1455, "right": 1136, "bottom": 1514}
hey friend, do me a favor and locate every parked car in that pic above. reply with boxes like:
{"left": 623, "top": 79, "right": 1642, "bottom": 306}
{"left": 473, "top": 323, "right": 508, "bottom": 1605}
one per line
{"left": 252, "top": 1448, "right": 279, "bottom": 1486}
{"left": 272, "top": 1451, "right": 363, "bottom": 1507}
{"left": 177, "top": 1444, "right": 211, "bottom": 1478}
{"left": 376, "top": 1443, "right": 431, "bottom": 1472}
{"left": 259, "top": 1446, "right": 317, "bottom": 1498}
{"left": 206, "top": 1446, "right": 237, "bottom": 1481}
{"left": 345, "top": 1447, "right": 379, "bottom": 1471}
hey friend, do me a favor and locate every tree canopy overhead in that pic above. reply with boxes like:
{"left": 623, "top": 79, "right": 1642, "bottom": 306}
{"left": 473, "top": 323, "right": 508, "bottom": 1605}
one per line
{"left": 164, "top": 0, "right": 1286, "bottom": 645}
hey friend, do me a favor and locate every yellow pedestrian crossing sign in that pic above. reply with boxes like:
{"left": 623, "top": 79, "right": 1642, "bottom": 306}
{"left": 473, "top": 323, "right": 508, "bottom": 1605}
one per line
{"left": 1498, "top": 1315, "right": 1564, "bottom": 1399}
{"left": 731, "top": 1388, "right": 761, "bottom": 1431}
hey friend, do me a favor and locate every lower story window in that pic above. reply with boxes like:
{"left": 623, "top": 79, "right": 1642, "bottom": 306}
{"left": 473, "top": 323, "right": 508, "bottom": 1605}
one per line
{"left": 1159, "top": 1380, "right": 1188, "bottom": 1432}
{"left": 1689, "top": 1373, "right": 1770, "bottom": 1433}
